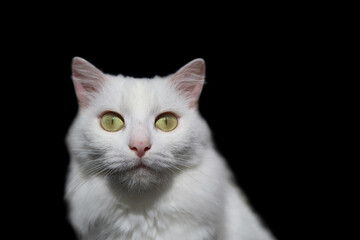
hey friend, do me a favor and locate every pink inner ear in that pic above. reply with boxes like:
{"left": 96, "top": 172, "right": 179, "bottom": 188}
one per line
{"left": 71, "top": 57, "right": 105, "bottom": 110}
{"left": 73, "top": 80, "right": 88, "bottom": 109}
{"left": 170, "top": 58, "right": 205, "bottom": 108}
{"left": 189, "top": 84, "right": 204, "bottom": 108}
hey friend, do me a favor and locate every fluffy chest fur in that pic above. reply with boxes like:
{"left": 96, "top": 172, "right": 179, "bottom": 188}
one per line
{"left": 66, "top": 149, "right": 227, "bottom": 240}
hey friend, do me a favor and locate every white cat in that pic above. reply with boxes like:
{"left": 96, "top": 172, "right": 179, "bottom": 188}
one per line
{"left": 65, "top": 57, "right": 276, "bottom": 240}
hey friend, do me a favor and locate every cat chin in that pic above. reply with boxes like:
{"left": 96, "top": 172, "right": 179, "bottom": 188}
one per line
{"left": 110, "top": 166, "right": 171, "bottom": 192}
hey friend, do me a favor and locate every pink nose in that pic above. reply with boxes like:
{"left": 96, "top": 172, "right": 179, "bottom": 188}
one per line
{"left": 129, "top": 141, "right": 151, "bottom": 158}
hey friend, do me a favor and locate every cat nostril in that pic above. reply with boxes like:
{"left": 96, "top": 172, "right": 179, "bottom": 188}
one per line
{"left": 129, "top": 144, "right": 151, "bottom": 158}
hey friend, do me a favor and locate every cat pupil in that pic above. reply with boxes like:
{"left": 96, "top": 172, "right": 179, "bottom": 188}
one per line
{"left": 164, "top": 117, "right": 168, "bottom": 125}
{"left": 111, "top": 117, "right": 114, "bottom": 125}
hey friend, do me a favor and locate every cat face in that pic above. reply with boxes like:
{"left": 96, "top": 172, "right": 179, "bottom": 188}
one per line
{"left": 67, "top": 58, "right": 210, "bottom": 191}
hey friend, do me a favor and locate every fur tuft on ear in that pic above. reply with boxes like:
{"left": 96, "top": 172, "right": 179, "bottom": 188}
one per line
{"left": 170, "top": 58, "right": 205, "bottom": 108}
{"left": 72, "top": 57, "right": 105, "bottom": 110}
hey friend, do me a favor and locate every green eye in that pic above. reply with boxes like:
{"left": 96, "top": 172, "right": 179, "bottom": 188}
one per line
{"left": 100, "top": 112, "right": 124, "bottom": 132}
{"left": 155, "top": 113, "right": 178, "bottom": 132}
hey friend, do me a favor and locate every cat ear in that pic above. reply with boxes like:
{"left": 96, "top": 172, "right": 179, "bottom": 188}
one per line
{"left": 170, "top": 58, "right": 205, "bottom": 108}
{"left": 71, "top": 57, "right": 105, "bottom": 110}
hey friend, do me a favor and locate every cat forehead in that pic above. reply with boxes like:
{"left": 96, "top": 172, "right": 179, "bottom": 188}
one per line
{"left": 94, "top": 75, "right": 187, "bottom": 116}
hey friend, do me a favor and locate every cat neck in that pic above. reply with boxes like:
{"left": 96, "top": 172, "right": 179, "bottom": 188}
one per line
{"left": 105, "top": 174, "right": 173, "bottom": 209}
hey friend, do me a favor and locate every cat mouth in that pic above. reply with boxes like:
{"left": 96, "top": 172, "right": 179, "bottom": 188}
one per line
{"left": 131, "top": 162, "right": 151, "bottom": 171}
{"left": 135, "top": 162, "right": 147, "bottom": 169}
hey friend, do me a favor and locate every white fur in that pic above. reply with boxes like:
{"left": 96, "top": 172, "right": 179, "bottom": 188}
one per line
{"left": 65, "top": 58, "right": 276, "bottom": 240}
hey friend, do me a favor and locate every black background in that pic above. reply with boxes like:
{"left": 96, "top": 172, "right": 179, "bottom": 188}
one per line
{"left": 4, "top": 19, "right": 325, "bottom": 240}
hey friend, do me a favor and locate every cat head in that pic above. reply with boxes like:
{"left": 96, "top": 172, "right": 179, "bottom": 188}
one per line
{"left": 67, "top": 57, "right": 211, "bottom": 191}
